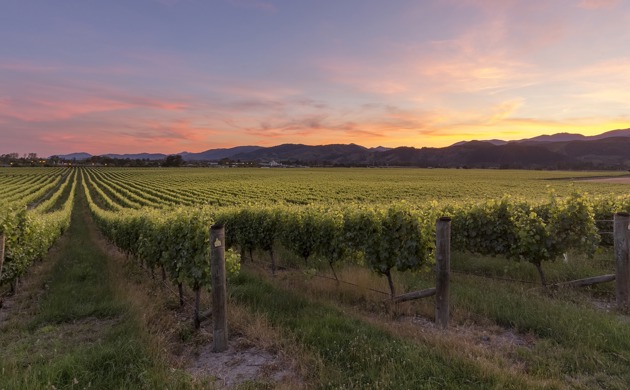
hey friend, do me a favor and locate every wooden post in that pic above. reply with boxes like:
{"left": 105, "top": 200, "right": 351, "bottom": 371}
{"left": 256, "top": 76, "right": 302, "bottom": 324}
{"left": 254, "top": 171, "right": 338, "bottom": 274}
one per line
{"left": 178, "top": 282, "right": 184, "bottom": 307}
{"left": 270, "top": 247, "right": 276, "bottom": 276}
{"left": 0, "top": 234, "right": 5, "bottom": 282}
{"left": 193, "top": 286, "right": 201, "bottom": 329}
{"left": 614, "top": 212, "right": 630, "bottom": 310}
{"left": 211, "top": 224, "right": 228, "bottom": 352}
{"left": 435, "top": 217, "right": 451, "bottom": 329}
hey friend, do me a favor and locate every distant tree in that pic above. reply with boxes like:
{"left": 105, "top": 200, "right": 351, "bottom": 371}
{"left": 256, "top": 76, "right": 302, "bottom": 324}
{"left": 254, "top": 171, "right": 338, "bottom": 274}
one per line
{"left": 162, "top": 154, "right": 184, "bottom": 167}
{"left": 48, "top": 155, "right": 61, "bottom": 165}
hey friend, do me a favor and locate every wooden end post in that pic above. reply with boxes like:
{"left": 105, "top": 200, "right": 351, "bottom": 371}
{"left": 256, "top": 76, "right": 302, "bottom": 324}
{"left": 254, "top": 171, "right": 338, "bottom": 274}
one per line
{"left": 614, "top": 212, "right": 630, "bottom": 310}
{"left": 0, "top": 234, "right": 5, "bottom": 282}
{"left": 435, "top": 217, "right": 451, "bottom": 329}
{"left": 210, "top": 224, "right": 228, "bottom": 352}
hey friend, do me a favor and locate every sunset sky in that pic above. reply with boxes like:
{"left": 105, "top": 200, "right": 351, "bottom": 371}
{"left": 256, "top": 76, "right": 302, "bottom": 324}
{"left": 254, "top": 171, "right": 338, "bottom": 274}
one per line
{"left": 2, "top": 0, "right": 630, "bottom": 156}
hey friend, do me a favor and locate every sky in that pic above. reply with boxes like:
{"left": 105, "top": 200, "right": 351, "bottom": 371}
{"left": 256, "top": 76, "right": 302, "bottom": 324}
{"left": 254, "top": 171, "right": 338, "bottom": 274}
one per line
{"left": 1, "top": 0, "right": 630, "bottom": 156}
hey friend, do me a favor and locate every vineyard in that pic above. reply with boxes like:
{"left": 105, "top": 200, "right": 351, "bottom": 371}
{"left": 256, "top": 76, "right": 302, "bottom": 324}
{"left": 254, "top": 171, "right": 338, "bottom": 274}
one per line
{"left": 0, "top": 168, "right": 76, "bottom": 290}
{"left": 76, "top": 167, "right": 630, "bottom": 293}
{"left": 2, "top": 166, "right": 630, "bottom": 388}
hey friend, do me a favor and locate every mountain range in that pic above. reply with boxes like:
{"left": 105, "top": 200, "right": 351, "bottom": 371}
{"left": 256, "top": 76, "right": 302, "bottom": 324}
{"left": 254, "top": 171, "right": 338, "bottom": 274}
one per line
{"left": 57, "top": 128, "right": 630, "bottom": 170}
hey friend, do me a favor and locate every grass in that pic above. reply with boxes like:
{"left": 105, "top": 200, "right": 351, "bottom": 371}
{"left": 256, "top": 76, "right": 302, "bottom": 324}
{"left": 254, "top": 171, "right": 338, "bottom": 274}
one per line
{"left": 447, "top": 273, "right": 630, "bottom": 388}
{"left": 247, "top": 245, "right": 630, "bottom": 389}
{"left": 449, "top": 249, "right": 616, "bottom": 287}
{"left": 0, "top": 180, "right": 193, "bottom": 390}
{"left": 230, "top": 269, "right": 549, "bottom": 389}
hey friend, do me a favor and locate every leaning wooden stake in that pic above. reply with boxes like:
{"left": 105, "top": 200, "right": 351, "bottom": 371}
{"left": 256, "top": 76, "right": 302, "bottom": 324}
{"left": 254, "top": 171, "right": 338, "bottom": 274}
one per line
{"left": 392, "top": 287, "right": 436, "bottom": 304}
{"left": 614, "top": 212, "right": 630, "bottom": 310}
{"left": 553, "top": 274, "right": 615, "bottom": 288}
{"left": 211, "top": 224, "right": 228, "bottom": 352}
{"left": 0, "top": 234, "right": 5, "bottom": 282}
{"left": 435, "top": 217, "right": 451, "bottom": 329}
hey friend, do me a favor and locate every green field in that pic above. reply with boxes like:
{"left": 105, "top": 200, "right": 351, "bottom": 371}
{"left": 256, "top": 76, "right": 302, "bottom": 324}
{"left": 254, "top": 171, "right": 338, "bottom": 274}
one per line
{"left": 82, "top": 167, "right": 629, "bottom": 206}
{"left": 1, "top": 167, "right": 630, "bottom": 389}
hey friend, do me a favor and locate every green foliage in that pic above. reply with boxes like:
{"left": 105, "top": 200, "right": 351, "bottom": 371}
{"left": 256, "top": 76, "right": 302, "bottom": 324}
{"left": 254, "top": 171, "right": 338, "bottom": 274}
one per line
{"left": 279, "top": 206, "right": 320, "bottom": 264}
{"left": 0, "top": 169, "right": 75, "bottom": 286}
{"left": 341, "top": 204, "right": 435, "bottom": 296}
{"left": 225, "top": 248, "right": 241, "bottom": 279}
{"left": 311, "top": 207, "right": 348, "bottom": 268}
{"left": 450, "top": 196, "right": 519, "bottom": 256}
{"left": 447, "top": 191, "right": 601, "bottom": 284}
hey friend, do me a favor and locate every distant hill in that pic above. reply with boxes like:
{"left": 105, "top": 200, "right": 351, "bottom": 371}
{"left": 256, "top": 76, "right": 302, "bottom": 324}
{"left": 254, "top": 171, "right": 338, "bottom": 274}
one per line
{"left": 451, "top": 139, "right": 507, "bottom": 147}
{"left": 372, "top": 137, "right": 630, "bottom": 169}
{"left": 518, "top": 128, "right": 630, "bottom": 143}
{"left": 181, "top": 146, "right": 263, "bottom": 161}
{"left": 233, "top": 143, "right": 370, "bottom": 164}
{"left": 51, "top": 128, "right": 630, "bottom": 169}
{"left": 590, "top": 128, "right": 630, "bottom": 140}
{"left": 521, "top": 132, "right": 587, "bottom": 143}
{"left": 103, "top": 153, "right": 166, "bottom": 160}
{"left": 56, "top": 152, "right": 93, "bottom": 160}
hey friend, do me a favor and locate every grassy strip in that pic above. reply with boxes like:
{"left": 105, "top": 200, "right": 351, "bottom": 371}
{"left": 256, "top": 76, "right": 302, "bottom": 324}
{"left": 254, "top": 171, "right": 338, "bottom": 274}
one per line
{"left": 395, "top": 251, "right": 628, "bottom": 387}
{"left": 449, "top": 274, "right": 630, "bottom": 388}
{"left": 230, "top": 270, "right": 538, "bottom": 390}
{"left": 449, "top": 250, "right": 615, "bottom": 287}
{"left": 262, "top": 246, "right": 630, "bottom": 388}
{"left": 392, "top": 251, "right": 629, "bottom": 388}
{"left": 0, "top": 180, "right": 192, "bottom": 390}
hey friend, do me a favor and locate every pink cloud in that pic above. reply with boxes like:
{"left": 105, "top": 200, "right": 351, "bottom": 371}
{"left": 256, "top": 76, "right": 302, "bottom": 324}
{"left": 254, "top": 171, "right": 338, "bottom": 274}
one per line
{"left": 23, "top": 118, "right": 221, "bottom": 155}
{"left": 0, "top": 98, "right": 134, "bottom": 122}
{"left": 578, "top": 0, "right": 620, "bottom": 9}
{"left": 0, "top": 94, "right": 186, "bottom": 123}
{"left": 135, "top": 119, "right": 218, "bottom": 142}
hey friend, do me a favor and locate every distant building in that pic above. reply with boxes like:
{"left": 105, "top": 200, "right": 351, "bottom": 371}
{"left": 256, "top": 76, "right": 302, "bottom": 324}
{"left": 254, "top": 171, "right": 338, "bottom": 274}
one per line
{"left": 260, "top": 160, "right": 283, "bottom": 168}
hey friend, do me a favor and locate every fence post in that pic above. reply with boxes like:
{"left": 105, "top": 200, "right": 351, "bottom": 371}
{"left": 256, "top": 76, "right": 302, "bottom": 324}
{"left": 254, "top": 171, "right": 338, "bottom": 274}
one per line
{"left": 211, "top": 224, "right": 228, "bottom": 352}
{"left": 0, "top": 234, "right": 5, "bottom": 282}
{"left": 435, "top": 217, "right": 451, "bottom": 329}
{"left": 614, "top": 212, "right": 630, "bottom": 310}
